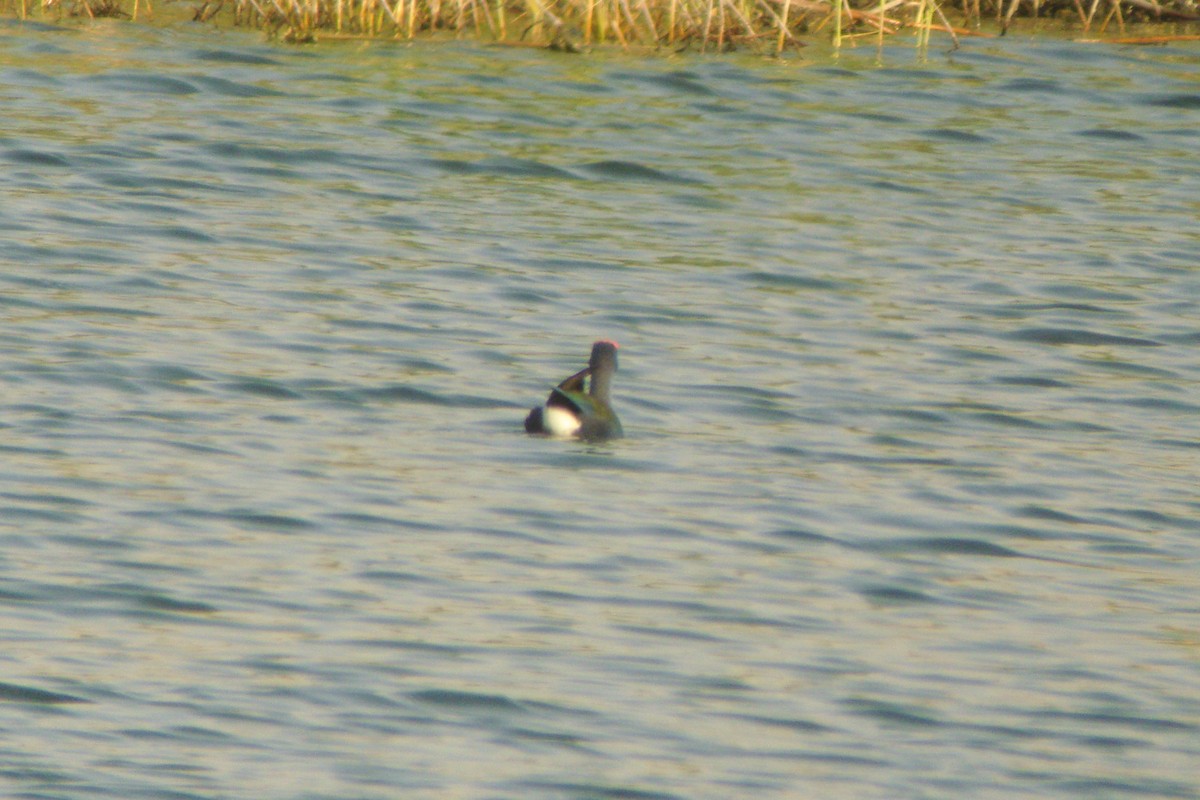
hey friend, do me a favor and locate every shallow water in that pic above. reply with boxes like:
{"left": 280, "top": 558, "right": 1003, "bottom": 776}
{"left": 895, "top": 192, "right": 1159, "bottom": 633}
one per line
{"left": 2, "top": 18, "right": 1199, "bottom": 800}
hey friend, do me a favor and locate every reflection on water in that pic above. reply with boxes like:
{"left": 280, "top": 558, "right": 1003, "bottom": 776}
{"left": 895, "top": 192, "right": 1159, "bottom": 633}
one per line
{"left": 2, "top": 20, "right": 1199, "bottom": 800}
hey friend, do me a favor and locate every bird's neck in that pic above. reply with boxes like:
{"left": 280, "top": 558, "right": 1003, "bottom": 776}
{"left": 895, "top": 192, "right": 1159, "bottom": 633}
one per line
{"left": 589, "top": 368, "right": 613, "bottom": 403}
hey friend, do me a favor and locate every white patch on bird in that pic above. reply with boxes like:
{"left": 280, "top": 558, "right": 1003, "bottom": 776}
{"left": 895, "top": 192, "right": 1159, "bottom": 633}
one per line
{"left": 543, "top": 406, "right": 581, "bottom": 437}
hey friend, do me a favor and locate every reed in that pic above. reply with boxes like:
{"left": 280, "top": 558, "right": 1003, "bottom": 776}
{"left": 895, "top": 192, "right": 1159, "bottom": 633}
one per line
{"left": 8, "top": 0, "right": 1199, "bottom": 48}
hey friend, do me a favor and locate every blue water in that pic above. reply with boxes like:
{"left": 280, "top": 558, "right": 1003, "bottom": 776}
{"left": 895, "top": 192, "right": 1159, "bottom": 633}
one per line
{"left": 2, "top": 18, "right": 1199, "bottom": 800}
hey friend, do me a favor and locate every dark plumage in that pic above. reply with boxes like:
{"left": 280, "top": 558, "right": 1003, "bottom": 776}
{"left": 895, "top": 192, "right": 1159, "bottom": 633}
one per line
{"left": 525, "top": 340, "right": 623, "bottom": 442}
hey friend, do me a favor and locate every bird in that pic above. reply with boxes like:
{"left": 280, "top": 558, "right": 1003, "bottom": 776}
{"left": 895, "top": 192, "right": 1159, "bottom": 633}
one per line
{"left": 525, "top": 340, "right": 623, "bottom": 442}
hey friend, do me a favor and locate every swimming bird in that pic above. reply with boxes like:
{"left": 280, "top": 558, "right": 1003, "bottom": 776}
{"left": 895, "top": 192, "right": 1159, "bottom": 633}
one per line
{"left": 525, "top": 340, "right": 623, "bottom": 441}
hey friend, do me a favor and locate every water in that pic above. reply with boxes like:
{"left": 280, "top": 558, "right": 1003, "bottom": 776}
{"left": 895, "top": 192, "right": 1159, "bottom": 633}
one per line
{"left": 2, "top": 17, "right": 1199, "bottom": 799}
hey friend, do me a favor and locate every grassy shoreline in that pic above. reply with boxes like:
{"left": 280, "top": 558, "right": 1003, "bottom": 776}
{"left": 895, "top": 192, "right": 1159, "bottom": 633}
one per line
{"left": 6, "top": 0, "right": 1200, "bottom": 50}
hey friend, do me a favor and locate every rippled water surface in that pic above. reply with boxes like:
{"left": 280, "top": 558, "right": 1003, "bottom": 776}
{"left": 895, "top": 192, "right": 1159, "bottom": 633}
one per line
{"left": 2, "top": 18, "right": 1200, "bottom": 799}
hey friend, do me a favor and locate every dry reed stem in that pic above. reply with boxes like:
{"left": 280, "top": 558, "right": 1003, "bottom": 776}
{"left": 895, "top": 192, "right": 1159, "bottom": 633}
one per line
{"left": 610, "top": 0, "right": 630, "bottom": 47}
{"left": 1101, "top": 0, "right": 1127, "bottom": 32}
{"left": 18, "top": 0, "right": 1197, "bottom": 48}
{"left": 636, "top": 0, "right": 658, "bottom": 38}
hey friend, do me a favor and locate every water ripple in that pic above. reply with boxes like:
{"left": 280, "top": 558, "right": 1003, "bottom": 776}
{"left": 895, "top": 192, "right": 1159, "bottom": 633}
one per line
{"left": 0, "top": 681, "right": 89, "bottom": 706}
{"left": 577, "top": 160, "right": 701, "bottom": 184}
{"left": 1008, "top": 327, "right": 1163, "bottom": 347}
{"left": 85, "top": 70, "right": 199, "bottom": 95}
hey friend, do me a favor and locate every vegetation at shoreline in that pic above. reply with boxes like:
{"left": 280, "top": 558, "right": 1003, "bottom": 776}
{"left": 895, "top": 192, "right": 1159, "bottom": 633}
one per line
{"left": 6, "top": 0, "right": 1200, "bottom": 50}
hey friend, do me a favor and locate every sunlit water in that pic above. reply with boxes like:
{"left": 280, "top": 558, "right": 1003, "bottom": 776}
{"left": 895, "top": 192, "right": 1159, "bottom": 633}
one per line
{"left": 2, "top": 17, "right": 1199, "bottom": 799}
